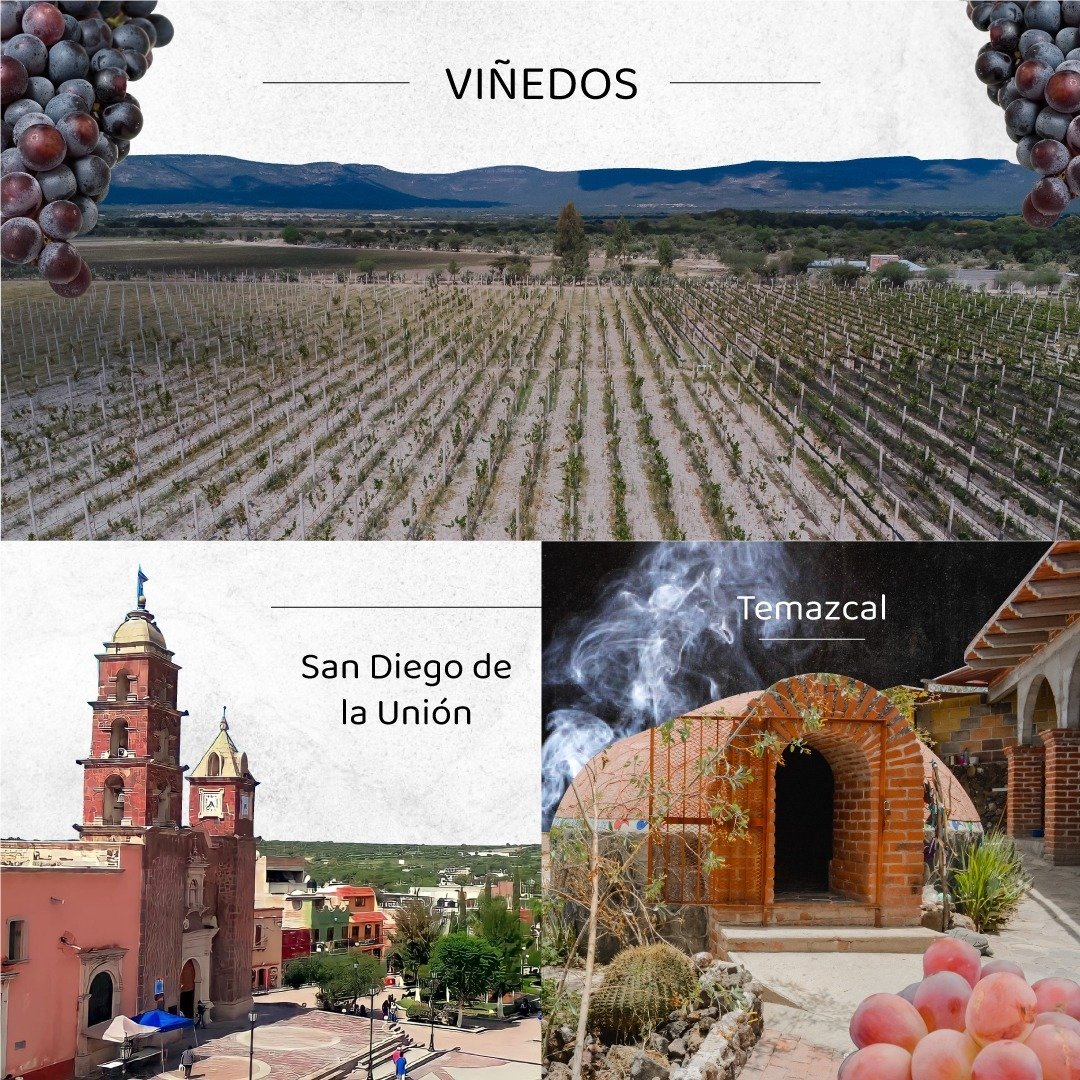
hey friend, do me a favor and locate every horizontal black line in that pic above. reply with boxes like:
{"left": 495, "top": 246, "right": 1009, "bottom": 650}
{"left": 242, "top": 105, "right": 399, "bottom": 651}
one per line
{"left": 670, "top": 80, "right": 822, "bottom": 85}
{"left": 263, "top": 80, "right": 410, "bottom": 85}
{"left": 271, "top": 605, "right": 540, "bottom": 610}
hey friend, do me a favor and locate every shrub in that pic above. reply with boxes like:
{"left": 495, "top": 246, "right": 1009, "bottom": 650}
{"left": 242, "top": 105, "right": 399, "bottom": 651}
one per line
{"left": 950, "top": 831, "right": 1030, "bottom": 933}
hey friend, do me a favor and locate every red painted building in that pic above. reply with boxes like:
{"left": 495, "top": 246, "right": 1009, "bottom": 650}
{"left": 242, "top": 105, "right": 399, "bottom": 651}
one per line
{"left": 1, "top": 590, "right": 259, "bottom": 1079}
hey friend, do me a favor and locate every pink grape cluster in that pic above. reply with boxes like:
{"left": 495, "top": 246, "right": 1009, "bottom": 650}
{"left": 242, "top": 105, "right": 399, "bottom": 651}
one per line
{"left": 840, "top": 939, "right": 1080, "bottom": 1080}
{"left": 1, "top": 0, "right": 172, "bottom": 295}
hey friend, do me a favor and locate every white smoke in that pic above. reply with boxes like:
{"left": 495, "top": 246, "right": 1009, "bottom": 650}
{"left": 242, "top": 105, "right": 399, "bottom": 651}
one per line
{"left": 542, "top": 542, "right": 815, "bottom": 828}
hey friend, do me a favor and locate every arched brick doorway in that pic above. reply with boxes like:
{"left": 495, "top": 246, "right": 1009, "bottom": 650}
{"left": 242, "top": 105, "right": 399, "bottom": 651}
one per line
{"left": 773, "top": 747, "right": 834, "bottom": 895}
{"left": 179, "top": 958, "right": 198, "bottom": 1019}
{"left": 648, "top": 674, "right": 925, "bottom": 927}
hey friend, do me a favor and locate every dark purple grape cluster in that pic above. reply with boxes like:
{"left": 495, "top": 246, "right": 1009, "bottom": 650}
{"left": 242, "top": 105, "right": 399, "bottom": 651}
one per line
{"left": 968, "top": 0, "right": 1080, "bottom": 227}
{"left": 1, "top": 0, "right": 172, "bottom": 295}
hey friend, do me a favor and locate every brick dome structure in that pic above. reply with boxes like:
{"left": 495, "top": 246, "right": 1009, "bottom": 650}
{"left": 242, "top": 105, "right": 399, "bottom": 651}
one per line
{"left": 554, "top": 673, "right": 966, "bottom": 929}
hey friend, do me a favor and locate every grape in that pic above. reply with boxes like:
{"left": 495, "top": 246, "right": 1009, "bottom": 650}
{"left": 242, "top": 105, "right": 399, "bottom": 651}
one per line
{"left": 977, "top": 48, "right": 1015, "bottom": 84}
{"left": 16, "top": 119, "right": 64, "bottom": 168}
{"left": 1067, "top": 155, "right": 1080, "bottom": 194}
{"left": 37, "top": 236, "right": 79, "bottom": 279}
{"left": 55, "top": 107, "right": 94, "bottom": 154}
{"left": 20, "top": 2, "right": 64, "bottom": 46}
{"left": 1059, "top": 28, "right": 1080, "bottom": 53}
{"left": 24, "top": 71, "right": 53, "bottom": 103}
{"left": 838, "top": 1044, "right": 914, "bottom": 1080}
{"left": 4, "top": 33, "right": 48, "bottom": 75}
{"left": 1016, "top": 58, "right": 1055, "bottom": 98}
{"left": 990, "top": 18, "right": 1023, "bottom": 53}
{"left": 48, "top": 255, "right": 89, "bottom": 294}
{"left": 101, "top": 97, "right": 139, "bottom": 137}
{"left": 966, "top": 972, "right": 1039, "bottom": 1046}
{"left": 1026, "top": 1, "right": 1063, "bottom": 33}
{"left": 0, "top": 144, "right": 26, "bottom": 171}
{"left": 911, "top": 1029, "right": 979, "bottom": 1080}
{"left": 10, "top": 106, "right": 47, "bottom": 138}
{"left": 0, "top": 167, "right": 39, "bottom": 215}
{"left": 1032, "top": 979, "right": 1080, "bottom": 1021}
{"left": 110, "top": 20, "right": 148, "bottom": 53}
{"left": 92, "top": 63, "right": 124, "bottom": 102}
{"left": 56, "top": 74, "right": 91, "bottom": 104}
{"left": 37, "top": 160, "right": 74, "bottom": 197}
{"left": 1031, "top": 175, "right": 1071, "bottom": 213}
{"left": 0, "top": 214, "right": 42, "bottom": 261}
{"left": 70, "top": 148, "right": 106, "bottom": 195}
{"left": 981, "top": 961, "right": 1027, "bottom": 981}
{"left": 1035, "top": 107, "right": 1073, "bottom": 140}
{"left": 1068, "top": 115, "right": 1080, "bottom": 151}
{"left": 970, "top": 1040, "right": 1045, "bottom": 1080}
{"left": 37, "top": 194, "right": 78, "bottom": 236}
{"left": 915, "top": 971, "right": 974, "bottom": 1033}
{"left": 1045, "top": 69, "right": 1080, "bottom": 112}
{"left": 46, "top": 38, "right": 88, "bottom": 81}
{"left": 44, "top": 88, "right": 84, "bottom": 120}
{"left": 1025, "top": 1024, "right": 1080, "bottom": 1080}
{"left": 0, "top": 0, "right": 173, "bottom": 294}
{"left": 1028, "top": 41, "right": 1066, "bottom": 67}
{"left": 1021, "top": 28, "right": 1054, "bottom": 56}
{"left": 1, "top": 54, "right": 26, "bottom": 105}
{"left": 1030, "top": 138, "right": 1071, "bottom": 174}
{"left": 924, "top": 938, "right": 984, "bottom": 990}
{"left": 1034, "top": 1012, "right": 1080, "bottom": 1036}
{"left": 1005, "top": 97, "right": 1041, "bottom": 138}
{"left": 850, "top": 992, "right": 929, "bottom": 1052}
{"left": 146, "top": 12, "right": 171, "bottom": 45}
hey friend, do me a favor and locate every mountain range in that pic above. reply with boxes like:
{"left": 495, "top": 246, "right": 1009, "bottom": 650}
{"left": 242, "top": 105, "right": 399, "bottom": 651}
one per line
{"left": 108, "top": 155, "right": 1043, "bottom": 216}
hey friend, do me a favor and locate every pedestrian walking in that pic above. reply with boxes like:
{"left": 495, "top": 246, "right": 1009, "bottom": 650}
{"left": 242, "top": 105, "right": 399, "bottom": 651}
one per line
{"left": 395, "top": 1053, "right": 407, "bottom": 1080}
{"left": 180, "top": 1047, "right": 195, "bottom": 1079}
{"left": 195, "top": 1001, "right": 206, "bottom": 1028}
{"left": 382, "top": 998, "right": 390, "bottom": 1021}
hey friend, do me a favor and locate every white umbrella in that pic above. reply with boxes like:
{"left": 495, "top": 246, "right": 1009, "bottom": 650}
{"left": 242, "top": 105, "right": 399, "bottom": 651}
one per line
{"left": 95, "top": 1016, "right": 158, "bottom": 1042}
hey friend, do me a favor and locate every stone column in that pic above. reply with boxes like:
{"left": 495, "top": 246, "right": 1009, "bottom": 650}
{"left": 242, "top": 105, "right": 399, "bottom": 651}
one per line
{"left": 1040, "top": 728, "right": 1080, "bottom": 866}
{"left": 1004, "top": 743, "right": 1045, "bottom": 840}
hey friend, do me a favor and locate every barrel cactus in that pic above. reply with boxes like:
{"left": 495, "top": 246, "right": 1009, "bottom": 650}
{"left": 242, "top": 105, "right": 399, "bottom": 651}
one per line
{"left": 588, "top": 943, "right": 699, "bottom": 1039}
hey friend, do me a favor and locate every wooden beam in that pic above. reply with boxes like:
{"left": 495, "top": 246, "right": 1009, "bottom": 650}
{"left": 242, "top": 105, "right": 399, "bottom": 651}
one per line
{"left": 983, "top": 630, "right": 1051, "bottom": 646}
{"left": 965, "top": 658, "right": 1012, "bottom": 671}
{"left": 1009, "top": 597, "right": 1080, "bottom": 617}
{"left": 1027, "top": 578, "right": 1080, "bottom": 600}
{"left": 1048, "top": 552, "right": 1080, "bottom": 574}
{"left": 993, "top": 614, "right": 1070, "bottom": 632}
{"left": 972, "top": 646, "right": 1036, "bottom": 660}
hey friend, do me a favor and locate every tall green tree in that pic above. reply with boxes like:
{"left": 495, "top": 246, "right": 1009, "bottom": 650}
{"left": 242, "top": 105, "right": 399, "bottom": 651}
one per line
{"left": 473, "top": 895, "right": 530, "bottom": 1016}
{"left": 554, "top": 202, "right": 589, "bottom": 280}
{"left": 606, "top": 217, "right": 632, "bottom": 262}
{"left": 656, "top": 236, "right": 675, "bottom": 271}
{"left": 388, "top": 899, "right": 444, "bottom": 983}
{"left": 430, "top": 933, "right": 501, "bottom": 1026}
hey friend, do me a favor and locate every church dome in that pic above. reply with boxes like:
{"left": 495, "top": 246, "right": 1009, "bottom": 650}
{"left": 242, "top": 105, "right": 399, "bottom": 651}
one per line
{"left": 110, "top": 609, "right": 167, "bottom": 650}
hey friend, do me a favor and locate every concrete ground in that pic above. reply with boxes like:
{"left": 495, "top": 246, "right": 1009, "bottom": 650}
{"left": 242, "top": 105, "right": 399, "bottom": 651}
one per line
{"left": 735, "top": 848, "right": 1080, "bottom": 1068}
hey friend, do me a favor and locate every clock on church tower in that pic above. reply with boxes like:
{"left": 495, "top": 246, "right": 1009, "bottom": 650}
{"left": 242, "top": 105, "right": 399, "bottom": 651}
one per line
{"left": 187, "top": 708, "right": 257, "bottom": 838}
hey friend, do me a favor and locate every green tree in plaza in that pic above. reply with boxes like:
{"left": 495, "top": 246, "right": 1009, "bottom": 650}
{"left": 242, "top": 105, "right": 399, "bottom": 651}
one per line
{"left": 473, "top": 894, "right": 530, "bottom": 1017}
{"left": 554, "top": 201, "right": 590, "bottom": 280}
{"left": 281, "top": 951, "right": 384, "bottom": 1009}
{"left": 429, "top": 933, "right": 501, "bottom": 1027}
{"left": 388, "top": 899, "right": 444, "bottom": 983}
{"left": 656, "top": 235, "right": 675, "bottom": 271}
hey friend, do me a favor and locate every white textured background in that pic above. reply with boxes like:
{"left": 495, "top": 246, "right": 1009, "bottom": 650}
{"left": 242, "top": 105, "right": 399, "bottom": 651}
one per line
{"left": 129, "top": 0, "right": 1006, "bottom": 170}
{"left": 0, "top": 542, "right": 541, "bottom": 844}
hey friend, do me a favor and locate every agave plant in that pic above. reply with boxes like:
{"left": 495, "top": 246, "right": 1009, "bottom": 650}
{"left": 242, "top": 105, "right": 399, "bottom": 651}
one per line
{"left": 950, "top": 831, "right": 1031, "bottom": 934}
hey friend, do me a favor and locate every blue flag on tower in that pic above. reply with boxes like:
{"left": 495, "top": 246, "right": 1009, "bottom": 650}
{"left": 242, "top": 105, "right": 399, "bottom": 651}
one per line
{"left": 137, "top": 566, "right": 148, "bottom": 605}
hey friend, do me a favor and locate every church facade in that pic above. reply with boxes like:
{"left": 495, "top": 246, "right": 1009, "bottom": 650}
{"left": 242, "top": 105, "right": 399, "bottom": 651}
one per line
{"left": 1, "top": 590, "right": 258, "bottom": 1080}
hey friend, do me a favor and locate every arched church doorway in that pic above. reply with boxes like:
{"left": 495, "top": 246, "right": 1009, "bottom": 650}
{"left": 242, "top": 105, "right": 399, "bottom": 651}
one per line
{"left": 179, "top": 959, "right": 198, "bottom": 1019}
{"left": 773, "top": 747, "right": 834, "bottom": 895}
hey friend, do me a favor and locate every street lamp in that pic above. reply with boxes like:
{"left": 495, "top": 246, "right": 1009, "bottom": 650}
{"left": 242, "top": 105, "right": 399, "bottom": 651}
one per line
{"left": 247, "top": 1007, "right": 258, "bottom": 1080}
{"left": 366, "top": 985, "right": 378, "bottom": 1080}
{"left": 428, "top": 976, "right": 439, "bottom": 1052}
{"left": 119, "top": 1037, "right": 133, "bottom": 1079}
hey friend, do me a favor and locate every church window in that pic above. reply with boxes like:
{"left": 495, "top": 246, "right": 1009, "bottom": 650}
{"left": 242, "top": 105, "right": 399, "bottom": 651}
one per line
{"left": 6, "top": 918, "right": 27, "bottom": 962}
{"left": 109, "top": 720, "right": 129, "bottom": 757}
{"left": 104, "top": 777, "right": 125, "bottom": 825}
{"left": 206, "top": 753, "right": 221, "bottom": 777}
{"left": 87, "top": 971, "right": 114, "bottom": 1026}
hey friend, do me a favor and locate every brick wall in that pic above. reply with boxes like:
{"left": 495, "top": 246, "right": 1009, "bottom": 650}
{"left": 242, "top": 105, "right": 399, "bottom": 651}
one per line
{"left": 207, "top": 835, "right": 257, "bottom": 1014}
{"left": 919, "top": 693, "right": 1017, "bottom": 764}
{"left": 1040, "top": 729, "right": 1080, "bottom": 866}
{"left": 1004, "top": 744, "right": 1045, "bottom": 839}
{"left": 137, "top": 830, "right": 187, "bottom": 1012}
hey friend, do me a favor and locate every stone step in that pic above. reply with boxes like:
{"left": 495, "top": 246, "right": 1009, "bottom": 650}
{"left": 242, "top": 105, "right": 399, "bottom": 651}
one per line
{"left": 724, "top": 927, "right": 941, "bottom": 953}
